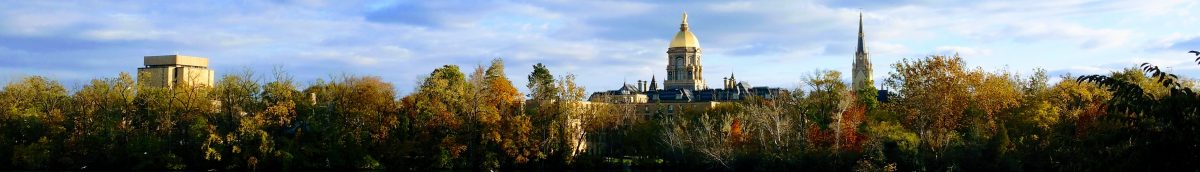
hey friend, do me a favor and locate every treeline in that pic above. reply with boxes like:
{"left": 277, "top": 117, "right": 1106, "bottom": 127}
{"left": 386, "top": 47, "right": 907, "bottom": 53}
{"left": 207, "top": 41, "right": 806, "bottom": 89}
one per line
{"left": 1, "top": 53, "right": 1198, "bottom": 170}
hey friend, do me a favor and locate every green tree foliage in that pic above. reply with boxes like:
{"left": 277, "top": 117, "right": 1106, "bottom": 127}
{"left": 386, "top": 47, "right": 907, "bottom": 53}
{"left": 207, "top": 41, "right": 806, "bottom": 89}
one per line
{"left": 884, "top": 54, "right": 1022, "bottom": 152}
{"left": 391, "top": 58, "right": 561, "bottom": 170}
{"left": 798, "top": 70, "right": 850, "bottom": 130}
{"left": 518, "top": 63, "right": 589, "bottom": 167}
{"left": 878, "top": 54, "right": 1031, "bottom": 170}
{"left": 63, "top": 72, "right": 137, "bottom": 168}
{"left": 1075, "top": 52, "right": 1200, "bottom": 170}
{"left": 399, "top": 64, "right": 470, "bottom": 168}
{"left": 1, "top": 76, "right": 68, "bottom": 169}
{"left": 527, "top": 63, "right": 557, "bottom": 101}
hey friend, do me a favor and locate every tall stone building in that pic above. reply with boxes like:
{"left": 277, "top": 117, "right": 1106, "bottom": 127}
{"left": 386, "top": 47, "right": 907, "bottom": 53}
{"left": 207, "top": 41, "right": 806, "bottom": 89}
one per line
{"left": 664, "top": 13, "right": 706, "bottom": 90}
{"left": 851, "top": 12, "right": 874, "bottom": 91}
{"left": 589, "top": 13, "right": 785, "bottom": 115}
{"left": 137, "top": 55, "right": 215, "bottom": 88}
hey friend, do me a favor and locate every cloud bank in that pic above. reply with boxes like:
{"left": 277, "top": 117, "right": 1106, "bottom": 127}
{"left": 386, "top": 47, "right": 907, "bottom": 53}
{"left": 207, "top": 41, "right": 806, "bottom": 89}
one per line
{"left": 0, "top": 0, "right": 1197, "bottom": 94}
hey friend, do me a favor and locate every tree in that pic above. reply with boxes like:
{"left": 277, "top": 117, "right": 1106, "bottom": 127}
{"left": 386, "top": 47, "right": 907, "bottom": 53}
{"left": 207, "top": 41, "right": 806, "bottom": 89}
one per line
{"left": 521, "top": 63, "right": 590, "bottom": 166}
{"left": 204, "top": 70, "right": 263, "bottom": 169}
{"left": 400, "top": 65, "right": 470, "bottom": 169}
{"left": 799, "top": 70, "right": 850, "bottom": 130}
{"left": 1075, "top": 51, "right": 1200, "bottom": 170}
{"left": 331, "top": 75, "right": 397, "bottom": 168}
{"left": 882, "top": 54, "right": 1027, "bottom": 170}
{"left": 527, "top": 63, "right": 557, "bottom": 101}
{"left": 482, "top": 59, "right": 535, "bottom": 167}
{"left": 885, "top": 55, "right": 986, "bottom": 152}
{"left": 461, "top": 58, "right": 528, "bottom": 169}
{"left": 64, "top": 72, "right": 137, "bottom": 169}
{"left": 1, "top": 76, "right": 69, "bottom": 169}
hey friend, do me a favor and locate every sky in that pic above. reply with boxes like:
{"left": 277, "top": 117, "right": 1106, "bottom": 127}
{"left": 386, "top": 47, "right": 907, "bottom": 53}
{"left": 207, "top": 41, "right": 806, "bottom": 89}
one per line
{"left": 1, "top": 0, "right": 1199, "bottom": 95}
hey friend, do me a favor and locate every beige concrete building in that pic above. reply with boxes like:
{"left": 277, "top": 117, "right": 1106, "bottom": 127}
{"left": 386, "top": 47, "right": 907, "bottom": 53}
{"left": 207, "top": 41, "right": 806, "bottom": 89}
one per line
{"left": 137, "top": 55, "right": 215, "bottom": 88}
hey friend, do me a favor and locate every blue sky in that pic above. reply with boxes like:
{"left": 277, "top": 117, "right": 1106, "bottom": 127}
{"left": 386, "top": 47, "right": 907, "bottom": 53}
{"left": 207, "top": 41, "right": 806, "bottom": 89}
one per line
{"left": 1, "top": 0, "right": 1198, "bottom": 95}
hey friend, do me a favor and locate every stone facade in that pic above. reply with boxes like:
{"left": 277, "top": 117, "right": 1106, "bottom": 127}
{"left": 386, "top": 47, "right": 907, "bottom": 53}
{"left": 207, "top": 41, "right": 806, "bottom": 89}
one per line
{"left": 137, "top": 55, "right": 215, "bottom": 88}
{"left": 665, "top": 13, "right": 706, "bottom": 91}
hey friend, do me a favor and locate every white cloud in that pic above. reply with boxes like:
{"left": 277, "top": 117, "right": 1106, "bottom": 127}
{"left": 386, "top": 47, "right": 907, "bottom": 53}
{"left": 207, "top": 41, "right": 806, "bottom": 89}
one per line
{"left": 1008, "top": 22, "right": 1133, "bottom": 49}
{"left": 871, "top": 41, "right": 910, "bottom": 56}
{"left": 935, "top": 46, "right": 992, "bottom": 57}
{"left": 1131, "top": 57, "right": 1185, "bottom": 67}
{"left": 1066, "top": 65, "right": 1116, "bottom": 75}
{"left": 3, "top": 0, "right": 1200, "bottom": 92}
{"left": 708, "top": 1, "right": 755, "bottom": 12}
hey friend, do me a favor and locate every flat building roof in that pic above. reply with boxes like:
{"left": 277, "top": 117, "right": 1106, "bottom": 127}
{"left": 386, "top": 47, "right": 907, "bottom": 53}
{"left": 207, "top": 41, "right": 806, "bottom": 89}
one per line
{"left": 144, "top": 55, "right": 209, "bottom": 67}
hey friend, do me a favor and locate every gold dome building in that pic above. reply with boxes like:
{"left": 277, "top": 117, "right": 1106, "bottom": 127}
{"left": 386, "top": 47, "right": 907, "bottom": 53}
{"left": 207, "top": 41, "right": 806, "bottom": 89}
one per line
{"left": 588, "top": 13, "right": 786, "bottom": 115}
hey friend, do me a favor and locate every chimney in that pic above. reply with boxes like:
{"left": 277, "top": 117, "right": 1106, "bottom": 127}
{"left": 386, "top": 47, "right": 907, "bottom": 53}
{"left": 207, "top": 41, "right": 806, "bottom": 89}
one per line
{"left": 723, "top": 77, "right": 729, "bottom": 89}
{"left": 637, "top": 80, "right": 645, "bottom": 92}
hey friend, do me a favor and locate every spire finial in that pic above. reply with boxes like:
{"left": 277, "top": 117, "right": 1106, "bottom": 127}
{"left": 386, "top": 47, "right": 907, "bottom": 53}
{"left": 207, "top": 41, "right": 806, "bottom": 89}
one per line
{"left": 856, "top": 11, "right": 867, "bottom": 55}
{"left": 680, "top": 12, "right": 689, "bottom": 31}
{"left": 683, "top": 12, "right": 688, "bottom": 24}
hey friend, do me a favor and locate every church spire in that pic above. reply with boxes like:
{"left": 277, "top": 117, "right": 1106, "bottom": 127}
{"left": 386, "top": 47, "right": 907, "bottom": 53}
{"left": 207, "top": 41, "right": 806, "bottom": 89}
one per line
{"left": 856, "top": 12, "right": 867, "bottom": 55}
{"left": 852, "top": 12, "right": 874, "bottom": 91}
{"left": 650, "top": 75, "right": 658, "bottom": 91}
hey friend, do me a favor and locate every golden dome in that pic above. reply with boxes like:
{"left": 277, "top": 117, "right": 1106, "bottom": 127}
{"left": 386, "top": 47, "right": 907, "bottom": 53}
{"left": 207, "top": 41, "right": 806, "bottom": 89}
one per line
{"left": 670, "top": 12, "right": 700, "bottom": 48}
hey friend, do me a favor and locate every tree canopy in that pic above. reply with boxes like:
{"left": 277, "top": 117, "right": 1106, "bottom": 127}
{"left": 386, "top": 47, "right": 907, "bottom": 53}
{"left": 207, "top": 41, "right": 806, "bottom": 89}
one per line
{"left": 2, "top": 52, "right": 1199, "bottom": 171}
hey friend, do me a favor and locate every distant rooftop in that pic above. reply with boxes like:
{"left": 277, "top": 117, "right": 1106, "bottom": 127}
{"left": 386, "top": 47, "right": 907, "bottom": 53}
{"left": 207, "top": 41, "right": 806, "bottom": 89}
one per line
{"left": 144, "top": 55, "right": 209, "bottom": 67}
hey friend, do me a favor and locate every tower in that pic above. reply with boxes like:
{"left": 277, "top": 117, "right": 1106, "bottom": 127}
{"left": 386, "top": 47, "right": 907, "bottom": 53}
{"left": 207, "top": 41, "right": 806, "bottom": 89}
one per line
{"left": 852, "top": 12, "right": 874, "bottom": 91}
{"left": 665, "top": 12, "right": 706, "bottom": 90}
